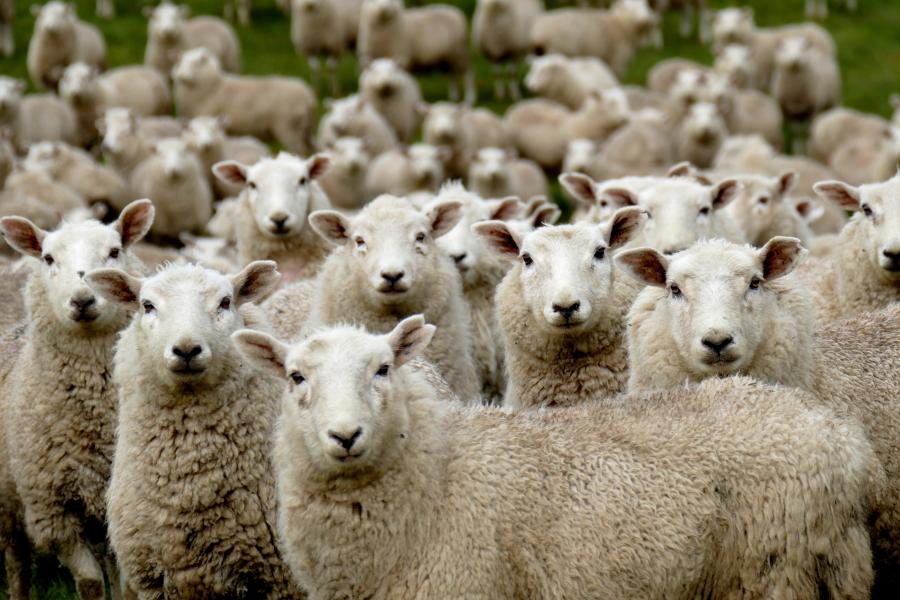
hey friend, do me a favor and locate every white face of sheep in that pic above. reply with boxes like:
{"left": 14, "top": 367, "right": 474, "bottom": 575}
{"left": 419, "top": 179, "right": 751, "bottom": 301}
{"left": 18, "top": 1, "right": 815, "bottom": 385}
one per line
{"left": 364, "top": 0, "right": 402, "bottom": 25}
{"left": 424, "top": 104, "right": 462, "bottom": 148}
{"left": 713, "top": 8, "right": 754, "bottom": 46}
{"left": 87, "top": 261, "right": 280, "bottom": 391}
{"left": 214, "top": 153, "right": 331, "bottom": 238}
{"left": 329, "top": 137, "right": 369, "bottom": 176}
{"left": 613, "top": 0, "right": 659, "bottom": 36}
{"left": 0, "top": 200, "right": 154, "bottom": 331}
{"left": 682, "top": 102, "right": 727, "bottom": 148}
{"left": 727, "top": 172, "right": 796, "bottom": 241}
{"left": 561, "top": 140, "right": 598, "bottom": 177}
{"left": 775, "top": 37, "right": 812, "bottom": 73}
{"left": 560, "top": 173, "right": 639, "bottom": 224}
{"left": 149, "top": 138, "right": 197, "bottom": 180}
{"left": 617, "top": 237, "right": 805, "bottom": 375}
{"left": 406, "top": 145, "right": 446, "bottom": 191}
{"left": 815, "top": 178, "right": 900, "bottom": 278}
{"left": 99, "top": 108, "right": 138, "bottom": 156}
{"left": 59, "top": 63, "right": 98, "bottom": 105}
{"left": 523, "top": 55, "right": 565, "bottom": 96}
{"left": 184, "top": 117, "right": 226, "bottom": 155}
{"left": 310, "top": 196, "right": 462, "bottom": 304}
{"left": 469, "top": 148, "right": 511, "bottom": 192}
{"left": 233, "top": 316, "right": 434, "bottom": 477}
{"left": 23, "top": 141, "right": 62, "bottom": 173}
{"left": 715, "top": 45, "right": 754, "bottom": 86}
{"left": 149, "top": 3, "right": 189, "bottom": 43}
{"left": 172, "top": 48, "right": 221, "bottom": 88}
{"left": 0, "top": 78, "right": 24, "bottom": 121}
{"left": 669, "top": 69, "right": 710, "bottom": 109}
{"left": 475, "top": 207, "right": 645, "bottom": 332}
{"left": 35, "top": 2, "right": 76, "bottom": 37}
{"left": 361, "top": 59, "right": 404, "bottom": 100}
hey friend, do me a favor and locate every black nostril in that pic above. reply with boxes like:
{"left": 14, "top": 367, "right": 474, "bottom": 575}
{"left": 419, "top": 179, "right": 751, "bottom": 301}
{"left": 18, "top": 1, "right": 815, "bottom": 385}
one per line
{"left": 271, "top": 216, "right": 287, "bottom": 228}
{"left": 452, "top": 253, "right": 467, "bottom": 264}
{"left": 381, "top": 271, "right": 404, "bottom": 284}
{"left": 329, "top": 427, "right": 362, "bottom": 451}
{"left": 884, "top": 250, "right": 900, "bottom": 260}
{"left": 77, "top": 271, "right": 85, "bottom": 278}
{"left": 173, "top": 345, "right": 202, "bottom": 360}
{"left": 702, "top": 336, "right": 734, "bottom": 354}
{"left": 552, "top": 301, "right": 581, "bottom": 319}
{"left": 70, "top": 296, "right": 95, "bottom": 311}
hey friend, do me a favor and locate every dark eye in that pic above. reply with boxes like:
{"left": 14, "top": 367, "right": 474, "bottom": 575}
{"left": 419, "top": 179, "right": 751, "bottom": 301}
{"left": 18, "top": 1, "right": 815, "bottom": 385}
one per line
{"left": 645, "top": 211, "right": 653, "bottom": 220}
{"left": 593, "top": 246, "right": 605, "bottom": 261}
{"left": 862, "top": 204, "right": 873, "bottom": 218}
{"left": 298, "top": 176, "right": 308, "bottom": 186}
{"left": 375, "top": 364, "right": 389, "bottom": 377}
{"left": 669, "top": 283, "right": 682, "bottom": 298}
{"left": 219, "top": 296, "right": 231, "bottom": 311}
{"left": 142, "top": 300, "right": 155, "bottom": 314}
{"left": 758, "top": 196, "right": 769, "bottom": 205}
{"left": 749, "top": 276, "right": 761, "bottom": 290}
{"left": 415, "top": 232, "right": 426, "bottom": 243}
{"left": 698, "top": 206, "right": 710, "bottom": 216}
{"left": 43, "top": 254, "right": 54, "bottom": 265}
{"left": 109, "top": 247, "right": 120, "bottom": 260}
{"left": 290, "top": 371, "right": 305, "bottom": 385}
{"left": 248, "top": 181, "right": 257, "bottom": 190}
{"left": 599, "top": 200, "right": 608, "bottom": 207}
{"left": 355, "top": 237, "right": 366, "bottom": 248}
{"left": 522, "top": 253, "right": 533, "bottom": 266}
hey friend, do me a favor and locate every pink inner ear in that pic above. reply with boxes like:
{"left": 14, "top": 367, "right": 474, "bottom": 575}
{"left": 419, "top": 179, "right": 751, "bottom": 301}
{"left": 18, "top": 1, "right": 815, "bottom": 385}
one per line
{"left": 481, "top": 226, "right": 519, "bottom": 256}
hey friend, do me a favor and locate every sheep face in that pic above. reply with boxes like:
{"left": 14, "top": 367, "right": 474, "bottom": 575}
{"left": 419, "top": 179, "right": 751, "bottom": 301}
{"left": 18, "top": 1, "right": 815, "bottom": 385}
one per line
{"left": 561, "top": 140, "right": 598, "bottom": 178}
{"left": 815, "top": 177, "right": 900, "bottom": 277}
{"left": 612, "top": 0, "right": 659, "bottom": 37}
{"left": 0, "top": 200, "right": 154, "bottom": 332}
{"left": 214, "top": 153, "right": 331, "bottom": 239}
{"left": 361, "top": 59, "right": 403, "bottom": 100}
{"left": 726, "top": 173, "right": 796, "bottom": 243}
{"left": 682, "top": 102, "right": 727, "bottom": 148}
{"left": 0, "top": 77, "right": 24, "bottom": 121}
{"left": 172, "top": 48, "right": 221, "bottom": 89}
{"left": 233, "top": 316, "right": 434, "bottom": 479}
{"left": 151, "top": 138, "right": 196, "bottom": 181}
{"left": 310, "top": 196, "right": 462, "bottom": 304}
{"left": 715, "top": 45, "right": 754, "bottom": 88}
{"left": 184, "top": 117, "right": 226, "bottom": 156}
{"left": 669, "top": 69, "right": 710, "bottom": 110}
{"left": 635, "top": 178, "right": 739, "bottom": 255}
{"left": 329, "top": 137, "right": 370, "bottom": 176}
{"left": 406, "top": 145, "right": 446, "bottom": 191}
{"left": 87, "top": 261, "right": 279, "bottom": 392}
{"left": 99, "top": 108, "right": 138, "bottom": 156}
{"left": 712, "top": 8, "right": 754, "bottom": 47}
{"left": 149, "top": 3, "right": 188, "bottom": 43}
{"left": 469, "top": 148, "right": 511, "bottom": 195}
{"left": 363, "top": 0, "right": 402, "bottom": 26}
{"left": 617, "top": 238, "right": 804, "bottom": 376}
{"left": 59, "top": 63, "right": 100, "bottom": 106}
{"left": 423, "top": 104, "right": 463, "bottom": 148}
{"left": 524, "top": 55, "right": 565, "bottom": 96}
{"left": 560, "top": 173, "right": 636, "bottom": 225}
{"left": 775, "top": 37, "right": 812, "bottom": 73}
{"left": 35, "top": 2, "right": 76, "bottom": 37}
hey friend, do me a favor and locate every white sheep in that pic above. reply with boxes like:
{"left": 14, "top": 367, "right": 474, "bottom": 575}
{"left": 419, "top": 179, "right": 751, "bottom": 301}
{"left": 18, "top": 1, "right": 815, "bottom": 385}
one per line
{"left": 0, "top": 76, "right": 77, "bottom": 152}
{"left": 466, "top": 147, "right": 547, "bottom": 202}
{"left": 0, "top": 0, "right": 13, "bottom": 57}
{"left": 810, "top": 107, "right": 892, "bottom": 165}
{"left": 98, "top": 108, "right": 157, "bottom": 179}
{"left": 183, "top": 115, "right": 271, "bottom": 199}
{"left": 828, "top": 127, "right": 900, "bottom": 187}
{"left": 317, "top": 137, "right": 370, "bottom": 211}
{"left": 524, "top": 53, "right": 619, "bottom": 110}
{"left": 27, "top": 2, "right": 106, "bottom": 90}
{"left": 1, "top": 168, "right": 86, "bottom": 221}
{"left": 224, "top": 0, "right": 252, "bottom": 25}
{"left": 178, "top": 233, "right": 239, "bottom": 274}
{"left": 0, "top": 200, "right": 154, "bottom": 599}
{"left": 174, "top": 48, "right": 316, "bottom": 155}
{"left": 23, "top": 141, "right": 128, "bottom": 210}
{"left": 232, "top": 316, "right": 876, "bottom": 600}
{"left": 475, "top": 207, "right": 644, "bottom": 409}
{"left": 291, "top": 0, "right": 361, "bottom": 96}
{"left": 646, "top": 57, "right": 709, "bottom": 95}
{"left": 473, "top": 0, "right": 543, "bottom": 99}
{"left": 358, "top": 0, "right": 473, "bottom": 103}
{"left": 366, "top": 144, "right": 447, "bottom": 198}
{"left": 560, "top": 172, "right": 659, "bottom": 223}
{"left": 713, "top": 43, "right": 758, "bottom": 89}
{"left": 676, "top": 102, "right": 728, "bottom": 169}
{"left": 83, "top": 261, "right": 301, "bottom": 598}
{"left": 720, "top": 171, "right": 814, "bottom": 246}
{"left": 316, "top": 94, "right": 399, "bottom": 157}
{"left": 561, "top": 138, "right": 605, "bottom": 181}
{"left": 422, "top": 102, "right": 510, "bottom": 179}
{"left": 307, "top": 195, "right": 479, "bottom": 400}
{"left": 130, "top": 138, "right": 213, "bottom": 240}
{"left": 705, "top": 74, "right": 783, "bottom": 148}
{"left": 144, "top": 2, "right": 241, "bottom": 74}
{"left": 592, "top": 109, "right": 675, "bottom": 180}
{"left": 213, "top": 152, "right": 334, "bottom": 282}
{"left": 359, "top": 58, "right": 423, "bottom": 143}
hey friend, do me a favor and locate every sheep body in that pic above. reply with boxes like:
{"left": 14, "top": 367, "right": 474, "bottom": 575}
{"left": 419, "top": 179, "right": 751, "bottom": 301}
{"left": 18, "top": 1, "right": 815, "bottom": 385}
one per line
{"left": 23, "top": 141, "right": 128, "bottom": 210}
{"left": 27, "top": 2, "right": 106, "bottom": 90}
{"left": 525, "top": 54, "right": 618, "bottom": 109}
{"left": 366, "top": 144, "right": 446, "bottom": 198}
{"left": 318, "top": 137, "right": 370, "bottom": 211}
{"left": 468, "top": 147, "right": 547, "bottom": 202}
{"left": 317, "top": 94, "right": 398, "bottom": 157}
{"left": 0, "top": 77, "right": 78, "bottom": 152}
{"left": 810, "top": 107, "right": 891, "bottom": 164}
{"left": 422, "top": 103, "right": 510, "bottom": 178}
{"left": 145, "top": 3, "right": 240, "bottom": 74}
{"left": 359, "top": 59, "right": 423, "bottom": 143}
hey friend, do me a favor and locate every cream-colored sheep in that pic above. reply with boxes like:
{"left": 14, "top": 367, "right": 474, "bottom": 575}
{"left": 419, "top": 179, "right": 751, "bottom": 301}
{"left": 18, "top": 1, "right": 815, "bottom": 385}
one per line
{"left": 713, "top": 43, "right": 758, "bottom": 89}
{"left": 84, "top": 262, "right": 301, "bottom": 599}
{"left": 27, "top": 2, "right": 106, "bottom": 91}
{"left": 317, "top": 94, "right": 398, "bottom": 157}
{"left": 473, "top": 0, "right": 543, "bottom": 99}
{"left": 829, "top": 128, "right": 900, "bottom": 186}
{"left": 467, "top": 147, "right": 547, "bottom": 202}
{"left": 23, "top": 141, "right": 128, "bottom": 210}
{"left": 307, "top": 195, "right": 479, "bottom": 400}
{"left": 234, "top": 317, "right": 877, "bottom": 600}
{"left": 359, "top": 58, "right": 423, "bottom": 143}
{"left": 178, "top": 233, "right": 239, "bottom": 274}
{"left": 810, "top": 107, "right": 891, "bottom": 164}
{"left": 0, "top": 200, "right": 154, "bottom": 599}
{"left": 98, "top": 108, "right": 157, "bottom": 179}
{"left": 676, "top": 102, "right": 728, "bottom": 169}
{"left": 561, "top": 138, "right": 604, "bottom": 181}
{"left": 0, "top": 0, "right": 13, "bottom": 58}
{"left": 214, "top": 153, "right": 333, "bottom": 282}
{"left": 593, "top": 109, "right": 675, "bottom": 179}
{"left": 183, "top": 115, "right": 271, "bottom": 199}
{"left": 617, "top": 238, "right": 899, "bottom": 595}
{"left": 174, "top": 48, "right": 316, "bottom": 155}
{"left": 525, "top": 53, "right": 619, "bottom": 109}
{"left": 366, "top": 144, "right": 447, "bottom": 198}
{"left": 475, "top": 207, "right": 645, "bottom": 409}
{"left": 706, "top": 75, "right": 783, "bottom": 148}
{"left": 646, "top": 57, "right": 708, "bottom": 95}
{"left": 0, "top": 77, "right": 77, "bottom": 152}
{"left": 291, "top": 0, "right": 360, "bottom": 96}
{"left": 422, "top": 102, "right": 510, "bottom": 178}
{"left": 1, "top": 168, "right": 86, "bottom": 220}
{"left": 144, "top": 2, "right": 241, "bottom": 74}
{"left": 560, "top": 172, "right": 659, "bottom": 223}
{"left": 318, "top": 137, "right": 370, "bottom": 211}
{"left": 720, "top": 171, "right": 814, "bottom": 246}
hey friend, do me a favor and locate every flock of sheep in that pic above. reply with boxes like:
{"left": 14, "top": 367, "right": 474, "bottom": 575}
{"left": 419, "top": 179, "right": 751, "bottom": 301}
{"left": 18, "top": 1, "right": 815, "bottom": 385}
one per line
{"left": 0, "top": 0, "right": 897, "bottom": 598}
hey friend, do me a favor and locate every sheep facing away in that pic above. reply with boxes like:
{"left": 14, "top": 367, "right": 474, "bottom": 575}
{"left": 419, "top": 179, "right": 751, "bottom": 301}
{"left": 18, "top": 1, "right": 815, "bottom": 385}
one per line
{"left": 27, "top": 1, "right": 106, "bottom": 91}
{"left": 232, "top": 316, "right": 877, "bottom": 600}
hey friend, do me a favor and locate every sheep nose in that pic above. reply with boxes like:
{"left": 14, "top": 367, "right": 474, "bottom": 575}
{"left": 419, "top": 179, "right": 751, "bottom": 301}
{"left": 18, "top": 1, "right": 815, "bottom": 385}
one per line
{"left": 329, "top": 427, "right": 362, "bottom": 451}
{"left": 69, "top": 296, "right": 95, "bottom": 312}
{"left": 702, "top": 335, "right": 734, "bottom": 354}
{"left": 381, "top": 271, "right": 404, "bottom": 285}
{"left": 77, "top": 271, "right": 85, "bottom": 279}
{"left": 552, "top": 301, "right": 581, "bottom": 320}
{"left": 451, "top": 252, "right": 467, "bottom": 264}
{"left": 270, "top": 213, "right": 288, "bottom": 230}
{"left": 883, "top": 249, "right": 900, "bottom": 261}
{"left": 172, "top": 344, "right": 203, "bottom": 361}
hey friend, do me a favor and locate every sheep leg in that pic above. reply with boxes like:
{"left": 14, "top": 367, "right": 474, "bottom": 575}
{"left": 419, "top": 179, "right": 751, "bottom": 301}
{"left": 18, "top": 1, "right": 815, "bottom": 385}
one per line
{"left": 818, "top": 0, "right": 829, "bottom": 18}
{"left": 449, "top": 77, "right": 460, "bottom": 103}
{"left": 105, "top": 551, "right": 127, "bottom": 600}
{"left": 697, "top": 1, "right": 711, "bottom": 43}
{"left": 308, "top": 56, "right": 321, "bottom": 97}
{"left": 239, "top": 0, "right": 251, "bottom": 26}
{"left": 805, "top": 0, "right": 816, "bottom": 17}
{"left": 60, "top": 542, "right": 105, "bottom": 600}
{"left": 506, "top": 62, "right": 521, "bottom": 102}
{"left": 492, "top": 64, "right": 505, "bottom": 100}
{"left": 96, "top": 0, "right": 114, "bottom": 19}
{"left": 463, "top": 69, "right": 476, "bottom": 106}
{"left": 0, "top": 23, "right": 13, "bottom": 58}
{"left": 846, "top": 0, "right": 857, "bottom": 11}
{"left": 680, "top": 1, "right": 693, "bottom": 37}
{"left": 326, "top": 56, "right": 340, "bottom": 99}
{"left": 4, "top": 529, "right": 31, "bottom": 600}
{"left": 224, "top": 0, "right": 235, "bottom": 22}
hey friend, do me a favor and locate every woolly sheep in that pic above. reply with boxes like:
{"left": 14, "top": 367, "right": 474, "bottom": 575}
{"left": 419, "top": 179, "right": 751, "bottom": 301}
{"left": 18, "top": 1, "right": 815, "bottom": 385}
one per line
{"left": 561, "top": 138, "right": 604, "bottom": 181}
{"left": 473, "top": 0, "right": 543, "bottom": 99}
{"left": 617, "top": 238, "right": 899, "bottom": 594}
{"left": 0, "top": 200, "right": 154, "bottom": 599}
{"left": 504, "top": 196, "right": 561, "bottom": 238}
{"left": 593, "top": 109, "right": 675, "bottom": 180}
{"left": 475, "top": 207, "right": 645, "bottom": 408}
{"left": 213, "top": 153, "right": 333, "bottom": 282}
{"left": 713, "top": 43, "right": 757, "bottom": 89}
{"left": 233, "top": 317, "right": 877, "bottom": 600}
{"left": 178, "top": 233, "right": 239, "bottom": 274}
{"left": 144, "top": 2, "right": 241, "bottom": 74}
{"left": 0, "top": 76, "right": 77, "bottom": 152}
{"left": 130, "top": 138, "right": 213, "bottom": 239}
{"left": 291, "top": 0, "right": 362, "bottom": 96}
{"left": 174, "top": 48, "right": 316, "bottom": 155}
{"left": 358, "top": 0, "right": 473, "bottom": 103}
{"left": 829, "top": 128, "right": 900, "bottom": 187}
{"left": 719, "top": 171, "right": 814, "bottom": 246}
{"left": 27, "top": 2, "right": 106, "bottom": 91}
{"left": 467, "top": 147, "right": 548, "bottom": 202}
{"left": 317, "top": 94, "right": 398, "bottom": 157}
{"left": 0, "top": 0, "right": 12, "bottom": 58}
{"left": 23, "top": 141, "right": 128, "bottom": 210}
{"left": 810, "top": 107, "right": 892, "bottom": 165}
{"left": 317, "top": 137, "right": 370, "bottom": 211}
{"left": 524, "top": 53, "right": 619, "bottom": 110}
{"left": 1, "top": 168, "right": 86, "bottom": 221}
{"left": 366, "top": 144, "right": 447, "bottom": 198}
{"left": 646, "top": 57, "right": 708, "bottom": 95}
{"left": 84, "top": 262, "right": 301, "bottom": 599}
{"left": 183, "top": 116, "right": 271, "bottom": 199}
{"left": 676, "top": 102, "right": 728, "bottom": 169}
{"left": 560, "top": 172, "right": 659, "bottom": 223}
{"left": 706, "top": 75, "right": 783, "bottom": 148}
{"left": 359, "top": 58, "right": 423, "bottom": 143}
{"left": 307, "top": 195, "right": 479, "bottom": 400}
{"left": 422, "top": 102, "right": 510, "bottom": 178}
{"left": 98, "top": 108, "right": 154, "bottom": 178}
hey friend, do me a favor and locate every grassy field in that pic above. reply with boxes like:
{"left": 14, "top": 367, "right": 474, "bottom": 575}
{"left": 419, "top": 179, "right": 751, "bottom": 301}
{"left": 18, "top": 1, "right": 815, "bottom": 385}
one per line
{"left": 1, "top": 0, "right": 900, "bottom": 597}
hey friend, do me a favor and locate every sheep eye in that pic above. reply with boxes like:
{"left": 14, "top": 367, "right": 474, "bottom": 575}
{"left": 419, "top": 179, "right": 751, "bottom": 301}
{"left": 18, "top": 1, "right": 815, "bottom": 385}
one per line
{"left": 862, "top": 204, "right": 874, "bottom": 218}
{"left": 415, "top": 232, "right": 426, "bottom": 243}
{"left": 218, "top": 296, "right": 231, "bottom": 311}
{"left": 593, "top": 246, "right": 606, "bottom": 261}
{"left": 142, "top": 300, "right": 155, "bottom": 314}
{"left": 298, "top": 176, "right": 308, "bottom": 186}
{"left": 521, "top": 253, "right": 533, "bottom": 266}
{"left": 43, "top": 254, "right": 54, "bottom": 266}
{"left": 355, "top": 237, "right": 366, "bottom": 248}
{"left": 645, "top": 211, "right": 653, "bottom": 220}
{"left": 290, "top": 371, "right": 305, "bottom": 385}
{"left": 758, "top": 196, "right": 769, "bottom": 205}
{"left": 248, "top": 181, "right": 257, "bottom": 190}
{"left": 375, "top": 364, "right": 389, "bottom": 377}
{"left": 669, "top": 283, "right": 683, "bottom": 298}
{"left": 599, "top": 200, "right": 608, "bottom": 207}
{"left": 749, "top": 276, "right": 761, "bottom": 290}
{"left": 698, "top": 206, "right": 710, "bottom": 216}
{"left": 108, "top": 247, "right": 120, "bottom": 260}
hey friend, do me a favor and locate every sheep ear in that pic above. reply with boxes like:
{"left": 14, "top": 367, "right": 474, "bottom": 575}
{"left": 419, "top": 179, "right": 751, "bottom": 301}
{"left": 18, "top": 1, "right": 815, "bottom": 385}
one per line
{"left": 615, "top": 248, "right": 668, "bottom": 287}
{"left": 231, "top": 330, "right": 289, "bottom": 378}
{"left": 426, "top": 200, "right": 462, "bottom": 238}
{"left": 605, "top": 207, "right": 645, "bottom": 250}
{"left": 776, "top": 170, "right": 797, "bottom": 196}
{"left": 115, "top": 199, "right": 155, "bottom": 248}
{"left": 795, "top": 199, "right": 824, "bottom": 224}
{"left": 212, "top": 161, "right": 249, "bottom": 186}
{"left": 472, "top": 220, "right": 521, "bottom": 259}
{"left": 759, "top": 237, "right": 805, "bottom": 281}
{"left": 85, "top": 268, "right": 142, "bottom": 308}
{"left": 0, "top": 217, "right": 47, "bottom": 258}
{"left": 559, "top": 172, "right": 596, "bottom": 208}
{"left": 813, "top": 180, "right": 861, "bottom": 211}
{"left": 386, "top": 315, "right": 435, "bottom": 367}
{"left": 486, "top": 196, "right": 522, "bottom": 221}
{"left": 231, "top": 260, "right": 281, "bottom": 305}
{"left": 532, "top": 203, "right": 561, "bottom": 228}
{"left": 601, "top": 187, "right": 638, "bottom": 207}
{"left": 711, "top": 179, "right": 740, "bottom": 210}
{"left": 667, "top": 161, "right": 695, "bottom": 178}
{"left": 309, "top": 210, "right": 352, "bottom": 245}
{"left": 307, "top": 154, "right": 331, "bottom": 180}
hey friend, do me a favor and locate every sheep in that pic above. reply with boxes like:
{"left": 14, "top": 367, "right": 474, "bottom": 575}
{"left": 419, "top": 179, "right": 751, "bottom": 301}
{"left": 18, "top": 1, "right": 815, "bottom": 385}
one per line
{"left": 806, "top": 0, "right": 856, "bottom": 19}
{"left": 179, "top": 233, "right": 239, "bottom": 274}
{"left": 359, "top": 58, "right": 423, "bottom": 143}
{"left": 646, "top": 57, "right": 708, "bottom": 95}
{"left": 317, "top": 94, "right": 399, "bottom": 157}
{"left": 98, "top": 108, "right": 157, "bottom": 179}
{"left": 82, "top": 261, "right": 301, "bottom": 599}
{"left": 790, "top": 175, "right": 900, "bottom": 320}
{"left": 473, "top": 0, "right": 543, "bottom": 100}
{"left": 291, "top": 0, "right": 361, "bottom": 96}
{"left": 213, "top": 153, "right": 334, "bottom": 282}
{"left": 560, "top": 172, "right": 659, "bottom": 223}
{"left": 505, "top": 196, "right": 561, "bottom": 238}
{"left": 307, "top": 195, "right": 479, "bottom": 400}
{"left": 0, "top": 76, "right": 78, "bottom": 152}
{"left": 592, "top": 109, "right": 675, "bottom": 180}
{"left": 810, "top": 107, "right": 892, "bottom": 165}
{"left": 225, "top": 0, "right": 252, "bottom": 25}
{"left": 144, "top": 2, "right": 241, "bottom": 75}
{"left": 173, "top": 48, "right": 316, "bottom": 155}
{"left": 422, "top": 103, "right": 510, "bottom": 179}
{"left": 616, "top": 237, "right": 899, "bottom": 595}
{"left": 720, "top": 171, "right": 814, "bottom": 246}
{"left": 317, "top": 137, "right": 370, "bottom": 211}
{"left": 27, "top": 2, "right": 106, "bottom": 91}
{"left": 524, "top": 54, "right": 619, "bottom": 110}
{"left": 366, "top": 144, "right": 447, "bottom": 198}
{"left": 1, "top": 168, "right": 86, "bottom": 220}
{"left": 130, "top": 138, "right": 213, "bottom": 240}
{"left": 23, "top": 141, "right": 128, "bottom": 210}
{"left": 828, "top": 128, "right": 900, "bottom": 187}
{"left": 0, "top": 200, "right": 154, "bottom": 599}
{"left": 358, "top": 0, "right": 473, "bottom": 103}
{"left": 530, "top": 0, "right": 659, "bottom": 76}
{"left": 183, "top": 116, "right": 271, "bottom": 199}
{"left": 713, "top": 43, "right": 758, "bottom": 89}
{"left": 706, "top": 75, "right": 783, "bottom": 148}
{"left": 676, "top": 102, "right": 728, "bottom": 169}
{"left": 233, "top": 316, "right": 877, "bottom": 600}
{"left": 561, "top": 139, "right": 605, "bottom": 181}
{"left": 0, "top": 0, "right": 12, "bottom": 57}
{"left": 467, "top": 147, "right": 548, "bottom": 203}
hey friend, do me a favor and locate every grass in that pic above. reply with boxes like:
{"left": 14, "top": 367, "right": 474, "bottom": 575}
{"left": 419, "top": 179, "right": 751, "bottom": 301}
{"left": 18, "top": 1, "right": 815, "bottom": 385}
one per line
{"left": 1, "top": 0, "right": 899, "bottom": 596}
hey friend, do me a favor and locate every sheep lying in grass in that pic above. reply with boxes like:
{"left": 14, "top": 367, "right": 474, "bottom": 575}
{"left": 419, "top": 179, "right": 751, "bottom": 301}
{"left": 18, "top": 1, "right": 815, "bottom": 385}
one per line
{"left": 0, "top": 200, "right": 154, "bottom": 600}
{"left": 473, "top": 0, "right": 543, "bottom": 100}
{"left": 27, "top": 2, "right": 106, "bottom": 91}
{"left": 0, "top": 77, "right": 77, "bottom": 152}
{"left": 467, "top": 147, "right": 547, "bottom": 202}
{"left": 308, "top": 195, "right": 479, "bottom": 400}
{"left": 475, "top": 207, "right": 645, "bottom": 409}
{"left": 317, "top": 94, "right": 398, "bottom": 157}
{"left": 422, "top": 103, "right": 510, "bottom": 178}
{"left": 617, "top": 237, "right": 900, "bottom": 596}
{"left": 214, "top": 153, "right": 333, "bottom": 282}
{"left": 233, "top": 316, "right": 877, "bottom": 600}
{"left": 145, "top": 2, "right": 241, "bottom": 74}
{"left": 85, "top": 262, "right": 302, "bottom": 599}
{"left": 359, "top": 58, "right": 423, "bottom": 143}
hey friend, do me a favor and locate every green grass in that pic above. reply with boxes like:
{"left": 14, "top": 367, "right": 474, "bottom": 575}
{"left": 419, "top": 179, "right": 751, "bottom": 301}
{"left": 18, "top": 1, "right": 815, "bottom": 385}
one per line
{"left": 1, "top": 0, "right": 900, "bottom": 596}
